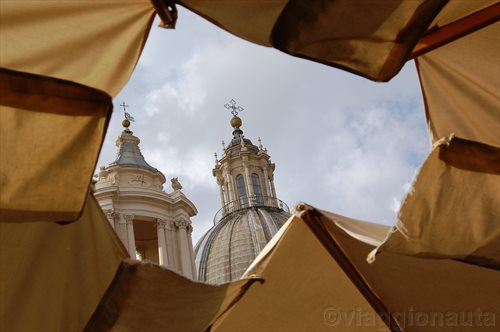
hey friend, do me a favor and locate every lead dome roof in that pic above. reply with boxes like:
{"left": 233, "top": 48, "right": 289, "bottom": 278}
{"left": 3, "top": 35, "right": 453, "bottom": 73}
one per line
{"left": 107, "top": 129, "right": 158, "bottom": 173}
{"left": 194, "top": 206, "right": 290, "bottom": 284}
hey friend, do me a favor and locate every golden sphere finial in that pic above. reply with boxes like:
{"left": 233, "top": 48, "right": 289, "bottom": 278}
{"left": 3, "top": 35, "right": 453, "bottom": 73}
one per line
{"left": 120, "top": 102, "right": 134, "bottom": 130}
{"left": 230, "top": 115, "right": 242, "bottom": 128}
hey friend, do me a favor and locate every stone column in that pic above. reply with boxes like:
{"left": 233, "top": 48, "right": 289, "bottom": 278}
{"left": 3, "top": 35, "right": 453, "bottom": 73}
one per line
{"left": 217, "top": 177, "right": 226, "bottom": 210}
{"left": 269, "top": 173, "right": 277, "bottom": 198}
{"left": 175, "top": 219, "right": 194, "bottom": 279}
{"left": 224, "top": 182, "right": 230, "bottom": 205}
{"left": 225, "top": 173, "right": 235, "bottom": 204}
{"left": 263, "top": 167, "right": 271, "bottom": 197}
{"left": 156, "top": 219, "right": 169, "bottom": 267}
{"left": 164, "top": 220, "right": 177, "bottom": 271}
{"left": 103, "top": 209, "right": 116, "bottom": 228}
{"left": 114, "top": 213, "right": 129, "bottom": 252}
{"left": 186, "top": 224, "right": 197, "bottom": 279}
{"left": 243, "top": 158, "right": 254, "bottom": 206}
{"left": 123, "top": 214, "right": 137, "bottom": 258}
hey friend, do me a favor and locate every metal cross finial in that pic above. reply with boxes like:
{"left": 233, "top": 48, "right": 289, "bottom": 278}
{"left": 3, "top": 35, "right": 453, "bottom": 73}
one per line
{"left": 121, "top": 101, "right": 135, "bottom": 122}
{"left": 222, "top": 140, "right": 226, "bottom": 150}
{"left": 224, "top": 99, "right": 244, "bottom": 116}
{"left": 120, "top": 101, "right": 129, "bottom": 113}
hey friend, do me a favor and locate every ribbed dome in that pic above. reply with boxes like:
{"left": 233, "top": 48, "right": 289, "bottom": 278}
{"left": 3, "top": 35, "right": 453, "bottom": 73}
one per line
{"left": 202, "top": 104, "right": 288, "bottom": 284}
{"left": 195, "top": 206, "right": 290, "bottom": 284}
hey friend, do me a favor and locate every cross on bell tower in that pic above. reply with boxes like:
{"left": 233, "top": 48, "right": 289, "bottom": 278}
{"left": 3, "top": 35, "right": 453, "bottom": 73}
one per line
{"left": 120, "top": 101, "right": 129, "bottom": 112}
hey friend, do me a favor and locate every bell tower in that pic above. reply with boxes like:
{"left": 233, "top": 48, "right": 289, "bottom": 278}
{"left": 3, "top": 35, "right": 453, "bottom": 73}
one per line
{"left": 94, "top": 104, "right": 198, "bottom": 280}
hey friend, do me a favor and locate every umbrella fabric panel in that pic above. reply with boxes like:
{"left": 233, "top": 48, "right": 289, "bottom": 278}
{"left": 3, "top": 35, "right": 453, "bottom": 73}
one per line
{"left": 85, "top": 260, "right": 261, "bottom": 332}
{"left": 305, "top": 207, "right": 500, "bottom": 331}
{"left": 0, "top": 69, "right": 112, "bottom": 223}
{"left": 0, "top": 0, "right": 155, "bottom": 97}
{"left": 0, "top": 0, "right": 155, "bottom": 222}
{"left": 428, "top": 0, "right": 497, "bottom": 28}
{"left": 270, "top": 0, "right": 445, "bottom": 81}
{"left": 213, "top": 215, "right": 389, "bottom": 332}
{"left": 318, "top": 208, "right": 390, "bottom": 247}
{"left": 372, "top": 141, "right": 500, "bottom": 268}
{"left": 0, "top": 194, "right": 127, "bottom": 332}
{"left": 178, "top": 0, "right": 287, "bottom": 46}
{"left": 416, "top": 23, "right": 500, "bottom": 148}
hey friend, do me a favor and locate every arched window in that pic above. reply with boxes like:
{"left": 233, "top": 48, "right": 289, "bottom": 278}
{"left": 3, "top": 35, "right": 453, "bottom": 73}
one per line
{"left": 251, "top": 174, "right": 263, "bottom": 204}
{"left": 236, "top": 174, "right": 248, "bottom": 208}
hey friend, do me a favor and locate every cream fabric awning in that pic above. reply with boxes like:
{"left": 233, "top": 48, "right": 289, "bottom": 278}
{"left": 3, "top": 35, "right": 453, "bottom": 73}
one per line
{"left": 374, "top": 4, "right": 499, "bottom": 267}
{"left": 0, "top": 0, "right": 154, "bottom": 223}
{"left": 0, "top": 69, "right": 112, "bottom": 222}
{"left": 371, "top": 137, "right": 500, "bottom": 268}
{"left": 0, "top": 193, "right": 259, "bottom": 332}
{"left": 1, "top": 1, "right": 499, "bottom": 330}
{"left": 0, "top": 0, "right": 155, "bottom": 96}
{"left": 4, "top": 202, "right": 496, "bottom": 331}
{"left": 218, "top": 205, "right": 498, "bottom": 332}
{"left": 0, "top": 194, "right": 127, "bottom": 332}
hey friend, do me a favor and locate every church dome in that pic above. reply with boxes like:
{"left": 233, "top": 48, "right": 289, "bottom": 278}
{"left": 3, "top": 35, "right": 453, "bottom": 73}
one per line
{"left": 195, "top": 100, "right": 291, "bottom": 284}
{"left": 195, "top": 202, "right": 290, "bottom": 284}
{"left": 107, "top": 127, "right": 158, "bottom": 173}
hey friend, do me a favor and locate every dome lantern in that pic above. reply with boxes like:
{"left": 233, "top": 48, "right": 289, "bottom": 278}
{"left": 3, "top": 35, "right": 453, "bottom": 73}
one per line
{"left": 94, "top": 103, "right": 198, "bottom": 280}
{"left": 195, "top": 100, "right": 290, "bottom": 284}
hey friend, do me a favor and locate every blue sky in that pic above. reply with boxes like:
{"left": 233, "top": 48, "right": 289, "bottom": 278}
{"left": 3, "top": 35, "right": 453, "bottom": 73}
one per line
{"left": 97, "top": 8, "right": 430, "bottom": 243}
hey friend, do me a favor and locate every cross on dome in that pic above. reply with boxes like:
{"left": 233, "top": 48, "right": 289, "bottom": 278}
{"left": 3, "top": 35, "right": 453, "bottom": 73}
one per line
{"left": 224, "top": 99, "right": 244, "bottom": 116}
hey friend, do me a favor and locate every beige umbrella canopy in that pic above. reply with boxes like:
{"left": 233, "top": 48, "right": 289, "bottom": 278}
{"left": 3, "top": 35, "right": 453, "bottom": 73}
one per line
{"left": 0, "top": 0, "right": 499, "bottom": 331}
{"left": 2, "top": 198, "right": 498, "bottom": 331}
{"left": 212, "top": 206, "right": 500, "bottom": 332}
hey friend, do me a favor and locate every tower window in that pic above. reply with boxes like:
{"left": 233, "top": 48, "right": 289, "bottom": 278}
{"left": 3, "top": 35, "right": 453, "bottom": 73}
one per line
{"left": 236, "top": 174, "right": 248, "bottom": 208}
{"left": 133, "top": 219, "right": 159, "bottom": 264}
{"left": 251, "top": 174, "right": 263, "bottom": 204}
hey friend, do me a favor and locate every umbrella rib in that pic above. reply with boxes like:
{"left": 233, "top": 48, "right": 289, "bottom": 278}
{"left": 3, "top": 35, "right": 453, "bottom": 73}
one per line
{"left": 411, "top": 2, "right": 500, "bottom": 58}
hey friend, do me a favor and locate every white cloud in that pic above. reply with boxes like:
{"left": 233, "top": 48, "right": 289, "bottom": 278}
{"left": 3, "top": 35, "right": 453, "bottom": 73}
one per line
{"left": 145, "top": 52, "right": 206, "bottom": 117}
{"left": 309, "top": 104, "right": 428, "bottom": 224}
{"left": 143, "top": 146, "right": 213, "bottom": 191}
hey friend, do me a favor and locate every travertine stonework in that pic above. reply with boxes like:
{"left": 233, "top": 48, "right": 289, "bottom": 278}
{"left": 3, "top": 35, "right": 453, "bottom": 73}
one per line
{"left": 195, "top": 114, "right": 290, "bottom": 284}
{"left": 94, "top": 124, "right": 198, "bottom": 280}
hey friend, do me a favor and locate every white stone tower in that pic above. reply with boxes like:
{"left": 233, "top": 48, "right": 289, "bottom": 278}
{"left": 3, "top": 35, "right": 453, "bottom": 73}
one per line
{"left": 212, "top": 107, "right": 283, "bottom": 215}
{"left": 94, "top": 110, "right": 197, "bottom": 280}
{"left": 195, "top": 100, "right": 290, "bottom": 284}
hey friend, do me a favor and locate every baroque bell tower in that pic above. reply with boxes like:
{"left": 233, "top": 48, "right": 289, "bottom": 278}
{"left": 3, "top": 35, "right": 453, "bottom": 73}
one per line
{"left": 94, "top": 104, "right": 198, "bottom": 280}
